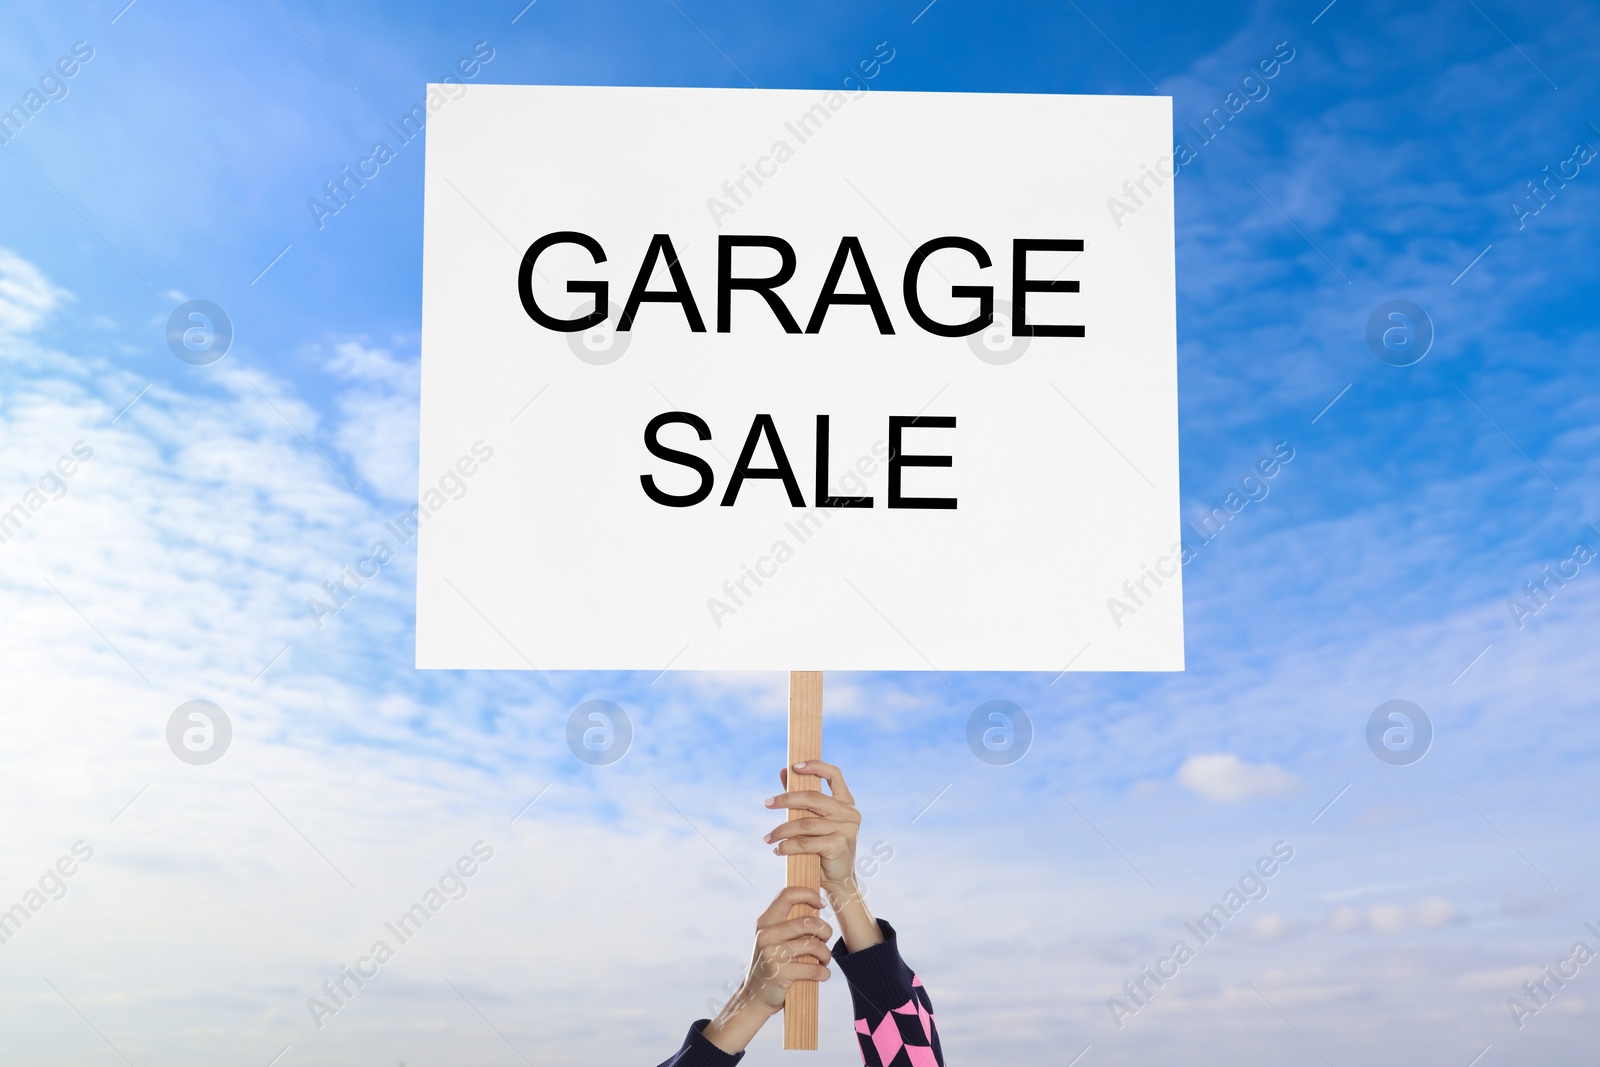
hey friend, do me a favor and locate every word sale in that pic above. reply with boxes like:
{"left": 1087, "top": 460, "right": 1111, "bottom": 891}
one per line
{"left": 643, "top": 413, "right": 954, "bottom": 510}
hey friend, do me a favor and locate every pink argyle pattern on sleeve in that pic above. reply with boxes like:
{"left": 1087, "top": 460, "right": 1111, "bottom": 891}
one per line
{"left": 851, "top": 973, "right": 942, "bottom": 1066}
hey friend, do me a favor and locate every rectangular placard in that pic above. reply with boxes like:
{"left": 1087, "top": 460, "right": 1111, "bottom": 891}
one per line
{"left": 417, "top": 84, "right": 1182, "bottom": 672}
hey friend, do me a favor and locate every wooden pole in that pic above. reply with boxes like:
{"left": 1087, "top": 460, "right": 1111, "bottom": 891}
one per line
{"left": 783, "top": 670, "right": 823, "bottom": 1050}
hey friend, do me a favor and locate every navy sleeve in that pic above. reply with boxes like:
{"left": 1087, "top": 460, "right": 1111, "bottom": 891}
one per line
{"left": 833, "top": 920, "right": 944, "bottom": 1067}
{"left": 654, "top": 1020, "right": 745, "bottom": 1067}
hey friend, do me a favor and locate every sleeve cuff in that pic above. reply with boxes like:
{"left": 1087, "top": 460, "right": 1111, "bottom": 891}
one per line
{"left": 661, "top": 1020, "right": 745, "bottom": 1066}
{"left": 832, "top": 918, "right": 915, "bottom": 1013}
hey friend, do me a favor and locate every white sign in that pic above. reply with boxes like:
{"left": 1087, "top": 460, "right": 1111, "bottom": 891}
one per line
{"left": 417, "top": 84, "right": 1182, "bottom": 673}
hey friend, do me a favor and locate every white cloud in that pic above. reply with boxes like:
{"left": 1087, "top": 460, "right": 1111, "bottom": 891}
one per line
{"left": 326, "top": 339, "right": 419, "bottom": 390}
{"left": 325, "top": 341, "right": 420, "bottom": 501}
{"left": 0, "top": 248, "right": 69, "bottom": 335}
{"left": 1328, "top": 896, "right": 1465, "bottom": 934}
{"left": 1412, "top": 896, "right": 1468, "bottom": 930}
{"left": 1233, "top": 912, "right": 1299, "bottom": 943}
{"left": 1175, "top": 752, "right": 1297, "bottom": 802}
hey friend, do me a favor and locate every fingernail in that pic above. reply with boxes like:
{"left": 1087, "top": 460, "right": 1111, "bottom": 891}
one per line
{"left": 794, "top": 761, "right": 808, "bottom": 769}
{"left": 764, "top": 796, "right": 775, "bottom": 807}
{"left": 772, "top": 846, "right": 780, "bottom": 854}
{"left": 763, "top": 833, "right": 773, "bottom": 843}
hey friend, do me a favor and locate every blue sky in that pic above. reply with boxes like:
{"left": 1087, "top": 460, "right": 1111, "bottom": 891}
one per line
{"left": 1, "top": 0, "right": 1598, "bottom": 1064}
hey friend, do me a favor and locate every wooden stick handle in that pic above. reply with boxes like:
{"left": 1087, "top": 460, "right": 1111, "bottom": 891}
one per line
{"left": 784, "top": 670, "right": 823, "bottom": 1051}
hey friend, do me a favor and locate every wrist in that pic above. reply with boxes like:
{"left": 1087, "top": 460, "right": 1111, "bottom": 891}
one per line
{"left": 726, "top": 983, "right": 781, "bottom": 1024}
{"left": 822, "top": 873, "right": 861, "bottom": 900}
{"left": 824, "top": 884, "right": 884, "bottom": 954}
{"left": 701, "top": 992, "right": 774, "bottom": 1055}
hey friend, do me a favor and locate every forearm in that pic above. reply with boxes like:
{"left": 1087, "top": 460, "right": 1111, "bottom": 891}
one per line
{"left": 698, "top": 991, "right": 773, "bottom": 1055}
{"left": 823, "top": 875, "right": 884, "bottom": 953}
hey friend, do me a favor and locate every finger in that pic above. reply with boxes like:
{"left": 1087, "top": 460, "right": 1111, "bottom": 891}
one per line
{"left": 763, "top": 935, "right": 833, "bottom": 965}
{"left": 792, "top": 759, "right": 853, "bottom": 805}
{"left": 756, "top": 885, "right": 826, "bottom": 926}
{"left": 778, "top": 767, "right": 788, "bottom": 791}
{"left": 765, "top": 816, "right": 850, "bottom": 843}
{"left": 773, "top": 835, "right": 836, "bottom": 857}
{"left": 763, "top": 790, "right": 855, "bottom": 820}
{"left": 776, "top": 962, "right": 832, "bottom": 985}
{"left": 756, "top": 916, "right": 834, "bottom": 945}
{"left": 753, "top": 936, "right": 833, "bottom": 980}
